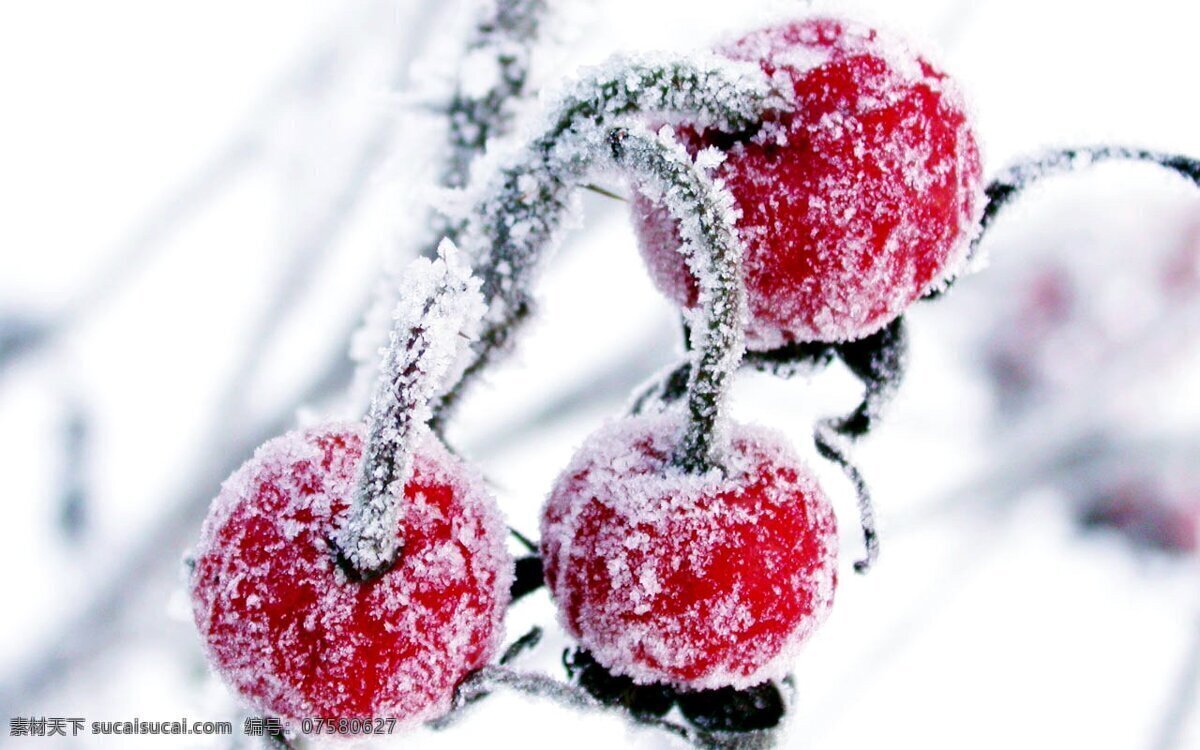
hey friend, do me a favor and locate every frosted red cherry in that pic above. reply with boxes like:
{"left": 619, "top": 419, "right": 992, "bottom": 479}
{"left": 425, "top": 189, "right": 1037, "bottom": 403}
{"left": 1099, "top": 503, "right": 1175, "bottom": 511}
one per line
{"left": 190, "top": 424, "right": 511, "bottom": 724}
{"left": 541, "top": 414, "right": 838, "bottom": 689}
{"left": 632, "top": 17, "right": 983, "bottom": 346}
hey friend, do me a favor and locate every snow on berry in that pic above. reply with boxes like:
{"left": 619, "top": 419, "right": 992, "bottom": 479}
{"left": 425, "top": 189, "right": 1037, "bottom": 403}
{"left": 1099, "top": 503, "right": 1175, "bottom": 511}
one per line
{"left": 631, "top": 16, "right": 983, "bottom": 347}
{"left": 540, "top": 412, "right": 838, "bottom": 690}
{"left": 190, "top": 424, "right": 511, "bottom": 725}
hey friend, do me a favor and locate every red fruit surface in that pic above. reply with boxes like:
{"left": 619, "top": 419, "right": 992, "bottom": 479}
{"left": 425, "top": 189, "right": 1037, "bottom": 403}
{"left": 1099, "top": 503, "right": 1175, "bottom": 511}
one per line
{"left": 190, "top": 424, "right": 511, "bottom": 725}
{"left": 541, "top": 414, "right": 838, "bottom": 689}
{"left": 632, "top": 17, "right": 983, "bottom": 346}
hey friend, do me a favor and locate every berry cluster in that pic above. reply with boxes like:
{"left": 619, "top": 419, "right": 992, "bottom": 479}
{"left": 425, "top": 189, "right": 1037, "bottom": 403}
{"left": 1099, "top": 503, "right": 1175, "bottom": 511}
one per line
{"left": 187, "top": 9, "right": 1200, "bottom": 746}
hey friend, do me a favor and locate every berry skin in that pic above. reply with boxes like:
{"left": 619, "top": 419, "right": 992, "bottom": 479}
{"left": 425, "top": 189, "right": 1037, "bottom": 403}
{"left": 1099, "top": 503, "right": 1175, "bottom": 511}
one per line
{"left": 541, "top": 414, "right": 838, "bottom": 690}
{"left": 190, "top": 424, "right": 511, "bottom": 725}
{"left": 632, "top": 17, "right": 983, "bottom": 347}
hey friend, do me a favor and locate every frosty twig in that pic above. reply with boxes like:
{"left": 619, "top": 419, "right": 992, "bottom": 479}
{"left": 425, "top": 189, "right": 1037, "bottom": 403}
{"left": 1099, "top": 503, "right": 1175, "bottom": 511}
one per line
{"left": 607, "top": 127, "right": 746, "bottom": 472}
{"left": 431, "top": 54, "right": 779, "bottom": 430}
{"left": 443, "top": 0, "right": 548, "bottom": 194}
{"left": 629, "top": 319, "right": 905, "bottom": 568}
{"left": 970, "top": 146, "right": 1200, "bottom": 264}
{"left": 815, "top": 318, "right": 908, "bottom": 573}
{"left": 353, "top": 0, "right": 549, "bottom": 405}
{"left": 336, "top": 245, "right": 485, "bottom": 580}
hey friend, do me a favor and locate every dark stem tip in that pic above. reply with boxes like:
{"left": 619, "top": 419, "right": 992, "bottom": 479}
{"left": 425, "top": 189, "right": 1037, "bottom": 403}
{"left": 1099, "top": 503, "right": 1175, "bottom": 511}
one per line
{"left": 329, "top": 537, "right": 401, "bottom": 583}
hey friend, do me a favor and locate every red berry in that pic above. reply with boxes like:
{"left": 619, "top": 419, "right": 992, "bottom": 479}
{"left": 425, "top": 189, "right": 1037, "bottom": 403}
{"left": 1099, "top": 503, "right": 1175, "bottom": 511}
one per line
{"left": 632, "top": 17, "right": 983, "bottom": 346}
{"left": 541, "top": 414, "right": 838, "bottom": 689}
{"left": 1084, "top": 479, "right": 1200, "bottom": 555}
{"left": 190, "top": 424, "right": 511, "bottom": 724}
{"left": 986, "top": 264, "right": 1074, "bottom": 396}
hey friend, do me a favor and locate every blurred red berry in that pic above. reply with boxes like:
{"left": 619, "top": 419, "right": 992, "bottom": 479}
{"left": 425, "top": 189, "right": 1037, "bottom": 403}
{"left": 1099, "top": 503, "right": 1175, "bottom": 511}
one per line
{"left": 1082, "top": 479, "right": 1200, "bottom": 555}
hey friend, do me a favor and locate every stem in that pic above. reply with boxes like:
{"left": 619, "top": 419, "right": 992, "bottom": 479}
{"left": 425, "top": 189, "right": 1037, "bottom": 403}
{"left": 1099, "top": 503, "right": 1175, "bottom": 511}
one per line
{"left": 965, "top": 146, "right": 1200, "bottom": 272}
{"left": 352, "top": 0, "right": 548, "bottom": 410}
{"left": 629, "top": 321, "right": 903, "bottom": 562}
{"left": 815, "top": 318, "right": 908, "bottom": 574}
{"left": 629, "top": 340, "right": 838, "bottom": 415}
{"left": 431, "top": 54, "right": 778, "bottom": 430}
{"left": 606, "top": 128, "right": 746, "bottom": 472}
{"left": 443, "top": 0, "right": 547, "bottom": 193}
{"left": 427, "top": 0, "right": 549, "bottom": 251}
{"left": 336, "top": 246, "right": 484, "bottom": 580}
{"left": 814, "top": 424, "right": 877, "bottom": 574}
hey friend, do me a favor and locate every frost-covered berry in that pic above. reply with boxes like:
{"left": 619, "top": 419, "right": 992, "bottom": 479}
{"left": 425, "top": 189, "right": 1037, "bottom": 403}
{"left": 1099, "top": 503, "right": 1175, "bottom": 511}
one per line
{"left": 541, "top": 414, "right": 838, "bottom": 690}
{"left": 632, "top": 17, "right": 983, "bottom": 346}
{"left": 190, "top": 424, "right": 511, "bottom": 725}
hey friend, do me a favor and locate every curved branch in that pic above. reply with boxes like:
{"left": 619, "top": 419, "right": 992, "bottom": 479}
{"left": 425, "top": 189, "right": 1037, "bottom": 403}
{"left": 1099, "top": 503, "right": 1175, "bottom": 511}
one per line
{"left": 956, "top": 146, "right": 1200, "bottom": 279}
{"left": 607, "top": 128, "right": 746, "bottom": 471}
{"left": 431, "top": 55, "right": 778, "bottom": 430}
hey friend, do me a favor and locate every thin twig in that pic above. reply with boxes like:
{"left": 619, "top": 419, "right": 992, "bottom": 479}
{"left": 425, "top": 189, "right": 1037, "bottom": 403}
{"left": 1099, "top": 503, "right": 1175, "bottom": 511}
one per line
{"left": 1150, "top": 607, "right": 1200, "bottom": 750}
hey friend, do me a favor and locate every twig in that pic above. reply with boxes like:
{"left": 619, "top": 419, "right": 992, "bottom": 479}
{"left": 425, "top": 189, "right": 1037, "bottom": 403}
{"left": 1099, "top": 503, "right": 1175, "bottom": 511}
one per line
{"left": 431, "top": 54, "right": 778, "bottom": 429}
{"left": 957, "top": 146, "right": 1200, "bottom": 279}
{"left": 352, "top": 0, "right": 552, "bottom": 406}
{"left": 335, "top": 248, "right": 485, "bottom": 578}
{"left": 1149, "top": 608, "right": 1200, "bottom": 750}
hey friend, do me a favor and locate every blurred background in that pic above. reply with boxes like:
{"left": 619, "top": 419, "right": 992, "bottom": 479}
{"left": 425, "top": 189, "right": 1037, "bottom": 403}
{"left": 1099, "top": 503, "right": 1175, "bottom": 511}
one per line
{"left": 2, "top": 0, "right": 1199, "bottom": 747}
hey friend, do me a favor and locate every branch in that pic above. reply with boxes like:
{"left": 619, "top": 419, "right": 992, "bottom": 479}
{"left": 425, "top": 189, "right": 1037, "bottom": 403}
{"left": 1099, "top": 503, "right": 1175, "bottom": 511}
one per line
{"left": 443, "top": 0, "right": 549, "bottom": 193}
{"left": 433, "top": 54, "right": 776, "bottom": 429}
{"left": 946, "top": 146, "right": 1200, "bottom": 287}
{"left": 351, "top": 0, "right": 550, "bottom": 410}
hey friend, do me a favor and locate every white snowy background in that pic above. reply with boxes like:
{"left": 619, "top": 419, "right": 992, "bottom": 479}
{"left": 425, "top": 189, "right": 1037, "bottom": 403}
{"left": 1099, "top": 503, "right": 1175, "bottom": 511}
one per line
{"left": 2, "top": 0, "right": 1199, "bottom": 748}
